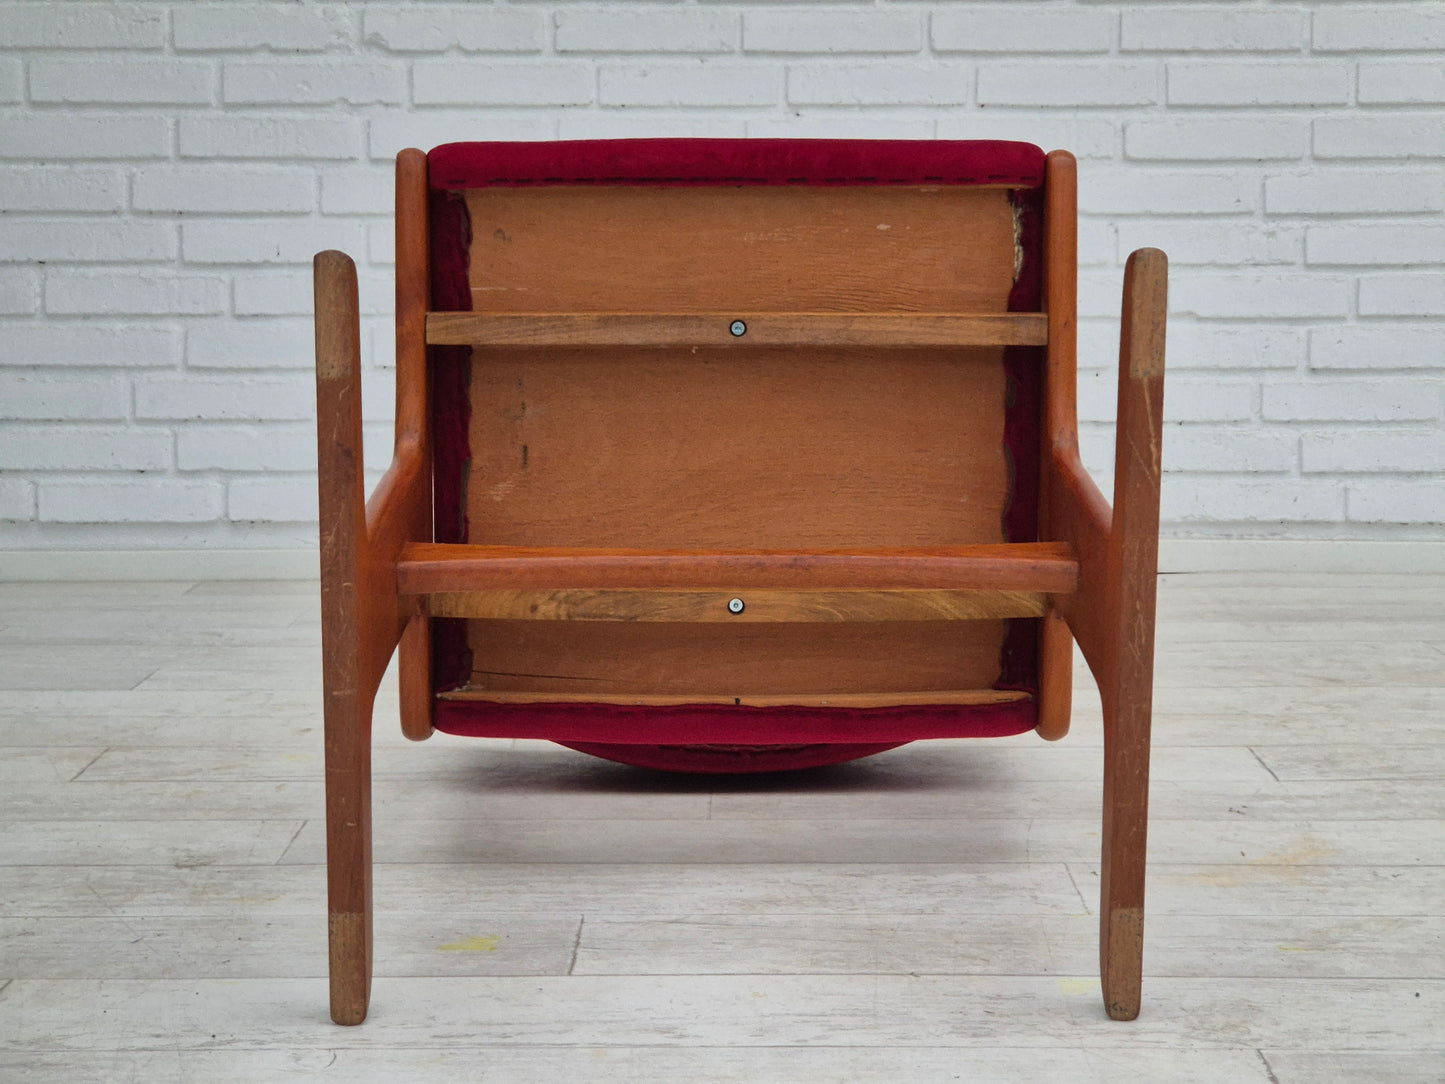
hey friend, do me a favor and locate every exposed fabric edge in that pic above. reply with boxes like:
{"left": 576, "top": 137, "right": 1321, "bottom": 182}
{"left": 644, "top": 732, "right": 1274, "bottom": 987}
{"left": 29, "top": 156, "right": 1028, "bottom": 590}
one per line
{"left": 5, "top": 540, "right": 1445, "bottom": 582}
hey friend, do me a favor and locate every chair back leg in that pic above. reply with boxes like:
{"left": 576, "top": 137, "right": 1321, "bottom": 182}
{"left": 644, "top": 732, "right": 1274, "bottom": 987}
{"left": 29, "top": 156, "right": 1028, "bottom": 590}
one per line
{"left": 315, "top": 250, "right": 376, "bottom": 1025}
{"left": 1098, "top": 247, "right": 1167, "bottom": 1020}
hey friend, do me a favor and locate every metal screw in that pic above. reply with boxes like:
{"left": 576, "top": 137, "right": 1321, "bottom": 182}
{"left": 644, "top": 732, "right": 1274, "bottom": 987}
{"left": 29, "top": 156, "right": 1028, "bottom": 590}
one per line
{"left": 727, "top": 597, "right": 745, "bottom": 614}
{"left": 729, "top": 320, "right": 747, "bottom": 337}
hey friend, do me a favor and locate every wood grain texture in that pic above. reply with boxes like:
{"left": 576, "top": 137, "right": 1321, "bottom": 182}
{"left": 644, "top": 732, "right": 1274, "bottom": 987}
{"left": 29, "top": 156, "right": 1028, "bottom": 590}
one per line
{"left": 463, "top": 620, "right": 1010, "bottom": 697}
{"left": 313, "top": 248, "right": 374, "bottom": 1026}
{"left": 313, "top": 153, "right": 436, "bottom": 1023}
{"left": 1097, "top": 248, "right": 1168, "bottom": 1022}
{"left": 463, "top": 185, "right": 1018, "bottom": 315}
{"left": 465, "top": 350, "right": 1009, "bottom": 550}
{"left": 397, "top": 541, "right": 1079, "bottom": 594}
{"left": 397, "top": 613, "right": 432, "bottom": 742}
{"left": 462, "top": 345, "right": 1013, "bottom": 697}
{"left": 1036, "top": 150, "right": 1079, "bottom": 744}
{"left": 430, "top": 587, "right": 1047, "bottom": 622}
{"left": 437, "top": 689, "right": 1029, "bottom": 708}
{"left": 1036, "top": 607, "right": 1073, "bottom": 741}
{"left": 1041, "top": 150, "right": 1079, "bottom": 483}
{"left": 395, "top": 147, "right": 434, "bottom": 745}
{"left": 427, "top": 311, "right": 1048, "bottom": 348}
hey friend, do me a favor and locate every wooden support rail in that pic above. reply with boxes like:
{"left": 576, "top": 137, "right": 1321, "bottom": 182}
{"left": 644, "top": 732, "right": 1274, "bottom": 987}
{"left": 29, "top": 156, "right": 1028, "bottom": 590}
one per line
{"left": 424, "top": 587, "right": 1048, "bottom": 623}
{"left": 437, "top": 689, "right": 1032, "bottom": 708}
{"left": 396, "top": 541, "right": 1079, "bottom": 594}
{"left": 425, "top": 311, "right": 1049, "bottom": 349}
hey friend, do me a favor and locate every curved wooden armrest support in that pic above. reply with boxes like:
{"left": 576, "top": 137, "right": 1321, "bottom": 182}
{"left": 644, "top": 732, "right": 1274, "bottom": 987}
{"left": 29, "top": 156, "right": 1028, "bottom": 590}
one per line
{"left": 314, "top": 238, "right": 431, "bottom": 1026}
{"left": 1047, "top": 249, "right": 1166, "bottom": 698}
{"left": 1046, "top": 246, "right": 1166, "bottom": 1021}
{"left": 316, "top": 252, "right": 431, "bottom": 713}
{"left": 1047, "top": 445, "right": 1113, "bottom": 681}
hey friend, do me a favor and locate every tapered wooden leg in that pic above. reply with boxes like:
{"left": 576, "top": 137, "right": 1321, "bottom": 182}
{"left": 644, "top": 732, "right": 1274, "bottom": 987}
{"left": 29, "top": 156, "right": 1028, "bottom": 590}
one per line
{"left": 1099, "top": 685, "right": 1151, "bottom": 1019}
{"left": 1035, "top": 607, "right": 1073, "bottom": 741}
{"left": 1097, "top": 248, "right": 1167, "bottom": 1020}
{"left": 324, "top": 692, "right": 373, "bottom": 1025}
{"left": 398, "top": 611, "right": 434, "bottom": 742}
{"left": 316, "top": 250, "right": 374, "bottom": 1025}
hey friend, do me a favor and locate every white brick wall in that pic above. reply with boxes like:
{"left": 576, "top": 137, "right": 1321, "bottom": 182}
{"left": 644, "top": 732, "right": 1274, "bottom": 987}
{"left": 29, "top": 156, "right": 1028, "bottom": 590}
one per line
{"left": 0, "top": 1, "right": 1441, "bottom": 550}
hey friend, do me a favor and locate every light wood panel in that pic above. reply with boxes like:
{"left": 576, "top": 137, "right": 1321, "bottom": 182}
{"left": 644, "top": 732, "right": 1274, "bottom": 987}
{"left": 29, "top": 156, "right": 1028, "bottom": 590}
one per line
{"left": 427, "top": 311, "right": 1048, "bottom": 348}
{"left": 463, "top": 185, "right": 1019, "bottom": 314}
{"left": 465, "top": 350, "right": 1010, "bottom": 550}
{"left": 438, "top": 689, "right": 1028, "bottom": 708}
{"left": 430, "top": 587, "right": 1046, "bottom": 622}
{"left": 462, "top": 346, "right": 1014, "bottom": 695}
{"left": 397, "top": 541, "right": 1079, "bottom": 593}
{"left": 461, "top": 620, "right": 1010, "bottom": 696}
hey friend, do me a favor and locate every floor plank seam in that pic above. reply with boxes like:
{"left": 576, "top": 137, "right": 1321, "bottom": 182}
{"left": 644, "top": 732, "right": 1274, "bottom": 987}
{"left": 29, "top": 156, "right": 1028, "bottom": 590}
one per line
{"left": 1247, "top": 747, "right": 1281, "bottom": 782}
{"left": 68, "top": 748, "right": 109, "bottom": 783}
{"left": 276, "top": 820, "right": 308, "bottom": 865}
{"left": 1254, "top": 1049, "right": 1283, "bottom": 1084}
{"left": 567, "top": 915, "right": 585, "bottom": 976}
{"left": 1063, "top": 863, "right": 1091, "bottom": 913}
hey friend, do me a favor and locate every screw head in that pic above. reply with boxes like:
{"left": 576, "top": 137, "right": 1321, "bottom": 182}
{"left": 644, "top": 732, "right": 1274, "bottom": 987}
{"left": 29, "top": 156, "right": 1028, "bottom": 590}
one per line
{"left": 727, "top": 597, "right": 745, "bottom": 614}
{"left": 729, "top": 320, "right": 747, "bottom": 337}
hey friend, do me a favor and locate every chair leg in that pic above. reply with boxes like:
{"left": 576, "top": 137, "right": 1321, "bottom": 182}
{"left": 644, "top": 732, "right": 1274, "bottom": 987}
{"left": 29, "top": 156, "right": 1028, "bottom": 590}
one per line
{"left": 1099, "top": 681, "right": 1152, "bottom": 1020}
{"left": 325, "top": 688, "right": 373, "bottom": 1025}
{"left": 1098, "top": 247, "right": 1167, "bottom": 1021}
{"left": 316, "top": 249, "right": 375, "bottom": 1024}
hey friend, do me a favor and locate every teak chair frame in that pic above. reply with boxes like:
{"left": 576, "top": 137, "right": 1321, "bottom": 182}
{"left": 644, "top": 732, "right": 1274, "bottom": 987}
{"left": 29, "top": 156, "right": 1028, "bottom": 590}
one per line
{"left": 314, "top": 145, "right": 1166, "bottom": 1026}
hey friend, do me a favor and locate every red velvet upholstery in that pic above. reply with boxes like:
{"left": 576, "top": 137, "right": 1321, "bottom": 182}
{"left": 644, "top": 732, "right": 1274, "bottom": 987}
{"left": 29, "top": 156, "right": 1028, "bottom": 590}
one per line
{"left": 425, "top": 139, "right": 1047, "bottom": 771}
{"left": 428, "top": 138, "right": 1045, "bottom": 190}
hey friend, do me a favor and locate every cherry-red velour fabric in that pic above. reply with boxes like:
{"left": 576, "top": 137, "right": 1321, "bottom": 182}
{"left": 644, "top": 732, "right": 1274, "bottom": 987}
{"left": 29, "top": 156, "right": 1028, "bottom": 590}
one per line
{"left": 428, "top": 138, "right": 1045, "bottom": 190}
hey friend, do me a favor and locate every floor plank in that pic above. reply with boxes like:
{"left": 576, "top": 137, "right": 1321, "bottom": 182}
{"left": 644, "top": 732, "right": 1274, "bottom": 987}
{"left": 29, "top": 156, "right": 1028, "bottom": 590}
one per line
{"left": 0, "top": 1046, "right": 1279, "bottom": 1084}
{"left": 1, "top": 976, "right": 1439, "bottom": 1050}
{"left": 273, "top": 816, "right": 1443, "bottom": 867}
{"left": 0, "top": 569, "right": 1441, "bottom": 1078}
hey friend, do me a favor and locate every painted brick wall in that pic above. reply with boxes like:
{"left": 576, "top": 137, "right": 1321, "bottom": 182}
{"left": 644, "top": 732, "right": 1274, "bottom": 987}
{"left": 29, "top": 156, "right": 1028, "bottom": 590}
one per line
{"left": 1, "top": 2, "right": 1442, "bottom": 549}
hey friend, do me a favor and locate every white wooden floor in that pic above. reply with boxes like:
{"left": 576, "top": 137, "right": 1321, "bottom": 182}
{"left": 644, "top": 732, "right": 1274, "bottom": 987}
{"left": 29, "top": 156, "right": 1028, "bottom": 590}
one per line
{"left": 0, "top": 571, "right": 1442, "bottom": 1082}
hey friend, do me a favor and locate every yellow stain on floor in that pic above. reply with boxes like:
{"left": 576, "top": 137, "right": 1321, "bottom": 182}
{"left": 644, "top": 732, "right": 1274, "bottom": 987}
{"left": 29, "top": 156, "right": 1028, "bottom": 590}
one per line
{"left": 436, "top": 935, "right": 501, "bottom": 953}
{"left": 1165, "top": 835, "right": 1341, "bottom": 888}
{"left": 1056, "top": 977, "right": 1100, "bottom": 996}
